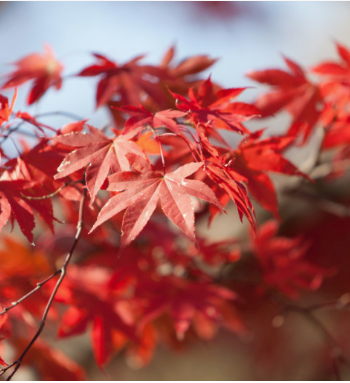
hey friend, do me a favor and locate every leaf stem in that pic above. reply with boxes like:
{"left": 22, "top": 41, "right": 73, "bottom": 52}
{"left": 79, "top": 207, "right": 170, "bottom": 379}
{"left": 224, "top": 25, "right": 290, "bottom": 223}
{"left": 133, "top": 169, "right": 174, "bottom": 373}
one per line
{"left": 155, "top": 132, "right": 166, "bottom": 175}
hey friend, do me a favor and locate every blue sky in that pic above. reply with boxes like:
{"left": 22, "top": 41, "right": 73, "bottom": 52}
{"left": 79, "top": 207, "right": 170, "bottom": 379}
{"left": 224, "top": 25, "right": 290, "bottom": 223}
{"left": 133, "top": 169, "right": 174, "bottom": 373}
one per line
{"left": 0, "top": 2, "right": 349, "bottom": 152}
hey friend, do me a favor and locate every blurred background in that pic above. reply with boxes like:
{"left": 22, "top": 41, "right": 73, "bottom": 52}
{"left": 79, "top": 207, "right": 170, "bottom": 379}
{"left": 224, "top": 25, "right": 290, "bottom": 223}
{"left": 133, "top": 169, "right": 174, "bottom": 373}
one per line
{"left": 1, "top": 1, "right": 350, "bottom": 380}
{"left": 1, "top": 1, "right": 350, "bottom": 131}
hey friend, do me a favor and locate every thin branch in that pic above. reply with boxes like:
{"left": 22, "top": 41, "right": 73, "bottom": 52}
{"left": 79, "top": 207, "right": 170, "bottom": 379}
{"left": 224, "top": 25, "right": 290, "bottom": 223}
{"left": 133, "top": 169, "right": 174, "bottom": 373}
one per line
{"left": 304, "top": 294, "right": 350, "bottom": 313}
{"left": 283, "top": 188, "right": 350, "bottom": 218}
{"left": 0, "top": 188, "right": 87, "bottom": 381}
{"left": 271, "top": 294, "right": 349, "bottom": 380}
{"left": 29, "top": 111, "right": 85, "bottom": 121}
{"left": 20, "top": 180, "right": 83, "bottom": 201}
{"left": 0, "top": 270, "right": 61, "bottom": 316}
{"left": 301, "top": 310, "right": 346, "bottom": 380}
{"left": 0, "top": 362, "right": 17, "bottom": 377}
{"left": 0, "top": 110, "right": 84, "bottom": 145}
{"left": 0, "top": 129, "right": 37, "bottom": 140}
{"left": 310, "top": 158, "right": 350, "bottom": 180}
{"left": 1, "top": 120, "right": 44, "bottom": 145}
{"left": 223, "top": 269, "right": 350, "bottom": 380}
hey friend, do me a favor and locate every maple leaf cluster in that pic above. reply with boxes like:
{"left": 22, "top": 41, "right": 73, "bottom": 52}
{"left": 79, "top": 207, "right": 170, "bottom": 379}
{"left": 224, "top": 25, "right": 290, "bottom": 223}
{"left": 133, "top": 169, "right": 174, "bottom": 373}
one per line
{"left": 0, "top": 42, "right": 348, "bottom": 380}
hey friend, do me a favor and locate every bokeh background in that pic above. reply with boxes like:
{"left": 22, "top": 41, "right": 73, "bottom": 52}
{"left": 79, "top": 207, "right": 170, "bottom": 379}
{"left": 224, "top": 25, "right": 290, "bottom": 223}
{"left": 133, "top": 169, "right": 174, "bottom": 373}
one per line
{"left": 1, "top": 1, "right": 350, "bottom": 134}
{"left": 1, "top": 1, "right": 350, "bottom": 380}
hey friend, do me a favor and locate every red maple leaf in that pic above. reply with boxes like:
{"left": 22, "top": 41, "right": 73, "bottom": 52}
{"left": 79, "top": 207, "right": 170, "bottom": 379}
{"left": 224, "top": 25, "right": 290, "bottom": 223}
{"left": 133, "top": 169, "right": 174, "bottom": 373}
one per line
{"left": 108, "top": 48, "right": 218, "bottom": 127}
{"left": 0, "top": 235, "right": 54, "bottom": 326}
{"left": 59, "top": 301, "right": 134, "bottom": 367}
{"left": 1, "top": 45, "right": 63, "bottom": 105}
{"left": 194, "top": 130, "right": 257, "bottom": 228}
{"left": 253, "top": 220, "right": 334, "bottom": 298}
{"left": 164, "top": 133, "right": 195, "bottom": 159}
{"left": 247, "top": 56, "right": 322, "bottom": 143}
{"left": 0, "top": 178, "right": 39, "bottom": 243}
{"left": 323, "top": 116, "right": 350, "bottom": 150}
{"left": 169, "top": 77, "right": 260, "bottom": 136}
{"left": 312, "top": 41, "right": 350, "bottom": 80}
{"left": 161, "top": 46, "right": 217, "bottom": 82}
{"left": 77, "top": 53, "right": 169, "bottom": 108}
{"left": 56, "top": 266, "right": 136, "bottom": 367}
{"left": 0, "top": 355, "right": 6, "bottom": 367}
{"left": 136, "top": 276, "right": 240, "bottom": 340}
{"left": 11, "top": 338, "right": 86, "bottom": 380}
{"left": 3, "top": 140, "right": 81, "bottom": 234}
{"left": 136, "top": 131, "right": 161, "bottom": 155}
{"left": 320, "top": 116, "right": 350, "bottom": 180}
{"left": 5, "top": 140, "right": 65, "bottom": 182}
{"left": 0, "top": 160, "right": 59, "bottom": 242}
{"left": 61, "top": 119, "right": 88, "bottom": 134}
{"left": 159, "top": 46, "right": 218, "bottom": 95}
{"left": 0, "top": 314, "right": 8, "bottom": 367}
{"left": 117, "top": 104, "right": 186, "bottom": 134}
{"left": 90, "top": 162, "right": 224, "bottom": 247}
{"left": 188, "top": 237, "right": 241, "bottom": 266}
{"left": 312, "top": 42, "right": 350, "bottom": 124}
{"left": 230, "top": 130, "right": 311, "bottom": 219}
{"left": 54, "top": 125, "right": 147, "bottom": 204}
{"left": 205, "top": 157, "right": 257, "bottom": 230}
{"left": 0, "top": 89, "right": 17, "bottom": 126}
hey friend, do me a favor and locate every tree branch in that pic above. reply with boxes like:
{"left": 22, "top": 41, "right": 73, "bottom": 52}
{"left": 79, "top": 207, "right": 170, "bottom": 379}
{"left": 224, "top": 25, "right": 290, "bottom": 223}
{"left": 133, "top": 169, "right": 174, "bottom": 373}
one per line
{"left": 0, "top": 270, "right": 61, "bottom": 316}
{"left": 0, "top": 110, "right": 84, "bottom": 145}
{"left": 20, "top": 180, "right": 83, "bottom": 201}
{"left": 271, "top": 294, "right": 349, "bottom": 380}
{"left": 0, "top": 188, "right": 87, "bottom": 381}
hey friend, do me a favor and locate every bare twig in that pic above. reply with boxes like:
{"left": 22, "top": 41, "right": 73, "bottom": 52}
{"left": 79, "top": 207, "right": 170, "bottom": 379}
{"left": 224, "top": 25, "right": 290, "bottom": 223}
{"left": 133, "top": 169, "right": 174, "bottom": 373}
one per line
{"left": 306, "top": 294, "right": 350, "bottom": 313}
{"left": 0, "top": 270, "right": 61, "bottom": 316}
{"left": 283, "top": 188, "right": 350, "bottom": 218}
{"left": 0, "top": 188, "right": 87, "bottom": 381}
{"left": 28, "top": 111, "right": 85, "bottom": 121}
{"left": 271, "top": 294, "right": 349, "bottom": 380}
{"left": 310, "top": 159, "right": 350, "bottom": 180}
{"left": 300, "top": 310, "right": 346, "bottom": 380}
{"left": 0, "top": 110, "right": 84, "bottom": 145}
{"left": 20, "top": 180, "right": 83, "bottom": 201}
